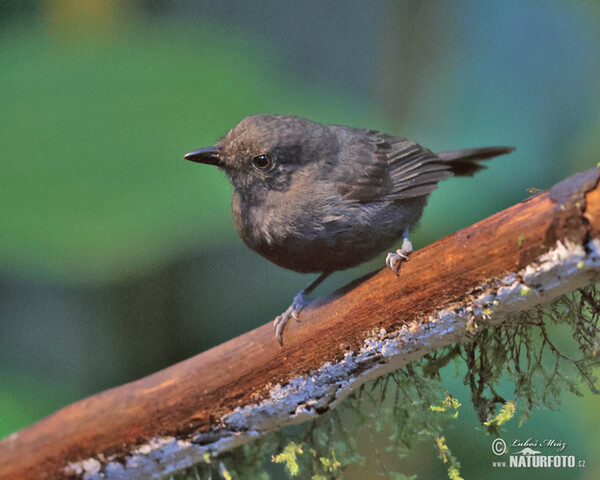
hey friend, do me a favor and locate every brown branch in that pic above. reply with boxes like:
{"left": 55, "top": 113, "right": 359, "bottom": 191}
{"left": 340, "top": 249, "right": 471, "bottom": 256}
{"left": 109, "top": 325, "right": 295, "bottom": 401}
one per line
{"left": 2, "top": 168, "right": 600, "bottom": 480}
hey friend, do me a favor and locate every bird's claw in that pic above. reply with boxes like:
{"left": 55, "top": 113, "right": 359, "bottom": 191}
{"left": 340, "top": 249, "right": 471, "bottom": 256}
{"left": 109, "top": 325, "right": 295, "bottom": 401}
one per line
{"left": 386, "top": 236, "right": 413, "bottom": 274}
{"left": 274, "top": 292, "right": 310, "bottom": 346}
{"left": 385, "top": 252, "right": 404, "bottom": 274}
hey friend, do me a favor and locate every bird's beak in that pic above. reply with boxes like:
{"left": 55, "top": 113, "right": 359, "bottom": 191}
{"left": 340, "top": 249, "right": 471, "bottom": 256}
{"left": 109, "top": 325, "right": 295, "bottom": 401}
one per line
{"left": 183, "top": 146, "right": 223, "bottom": 167}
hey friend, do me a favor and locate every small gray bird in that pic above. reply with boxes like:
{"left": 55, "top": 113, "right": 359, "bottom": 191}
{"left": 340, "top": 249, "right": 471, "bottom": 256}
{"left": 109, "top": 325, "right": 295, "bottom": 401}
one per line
{"left": 184, "top": 114, "right": 513, "bottom": 345}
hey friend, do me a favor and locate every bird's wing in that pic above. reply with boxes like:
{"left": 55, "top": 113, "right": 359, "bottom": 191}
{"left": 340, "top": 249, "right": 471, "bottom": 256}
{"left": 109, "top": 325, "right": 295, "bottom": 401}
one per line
{"left": 336, "top": 130, "right": 452, "bottom": 203}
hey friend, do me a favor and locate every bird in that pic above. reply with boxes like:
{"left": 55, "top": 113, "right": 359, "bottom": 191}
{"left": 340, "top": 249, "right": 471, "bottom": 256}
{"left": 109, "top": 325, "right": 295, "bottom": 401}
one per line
{"left": 184, "top": 114, "right": 514, "bottom": 345}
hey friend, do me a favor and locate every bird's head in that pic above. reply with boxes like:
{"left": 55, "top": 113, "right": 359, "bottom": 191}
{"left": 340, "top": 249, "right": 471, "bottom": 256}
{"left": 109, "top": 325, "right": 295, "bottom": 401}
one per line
{"left": 184, "top": 114, "right": 335, "bottom": 198}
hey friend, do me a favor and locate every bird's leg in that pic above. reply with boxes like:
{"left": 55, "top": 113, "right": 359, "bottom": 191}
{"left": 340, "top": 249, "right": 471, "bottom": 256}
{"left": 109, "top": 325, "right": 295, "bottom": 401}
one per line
{"left": 274, "top": 271, "right": 330, "bottom": 346}
{"left": 385, "top": 229, "right": 413, "bottom": 274}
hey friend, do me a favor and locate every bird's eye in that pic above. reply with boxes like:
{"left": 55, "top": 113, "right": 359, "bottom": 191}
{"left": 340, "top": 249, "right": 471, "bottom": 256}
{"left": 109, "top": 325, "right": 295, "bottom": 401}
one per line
{"left": 252, "top": 154, "right": 273, "bottom": 170}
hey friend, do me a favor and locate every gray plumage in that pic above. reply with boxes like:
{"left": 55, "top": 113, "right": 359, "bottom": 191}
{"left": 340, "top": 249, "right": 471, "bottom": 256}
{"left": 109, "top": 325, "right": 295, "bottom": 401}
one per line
{"left": 184, "top": 113, "right": 514, "bottom": 344}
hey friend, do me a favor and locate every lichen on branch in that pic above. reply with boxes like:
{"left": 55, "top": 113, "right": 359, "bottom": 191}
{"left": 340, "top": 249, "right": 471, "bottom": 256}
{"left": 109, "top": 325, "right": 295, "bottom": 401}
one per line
{"left": 175, "top": 284, "right": 600, "bottom": 480}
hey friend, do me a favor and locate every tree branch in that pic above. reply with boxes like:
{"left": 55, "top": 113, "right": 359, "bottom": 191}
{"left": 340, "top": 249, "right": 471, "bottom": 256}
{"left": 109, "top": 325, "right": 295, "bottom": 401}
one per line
{"left": 2, "top": 168, "right": 600, "bottom": 480}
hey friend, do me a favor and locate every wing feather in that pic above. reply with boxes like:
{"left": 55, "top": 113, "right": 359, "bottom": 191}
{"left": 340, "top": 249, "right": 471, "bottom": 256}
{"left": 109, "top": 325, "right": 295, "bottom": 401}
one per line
{"left": 335, "top": 129, "right": 453, "bottom": 202}
{"left": 332, "top": 125, "right": 512, "bottom": 203}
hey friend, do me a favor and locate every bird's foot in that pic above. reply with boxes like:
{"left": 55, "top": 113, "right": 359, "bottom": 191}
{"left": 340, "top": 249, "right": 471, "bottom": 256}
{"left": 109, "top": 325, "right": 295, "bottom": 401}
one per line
{"left": 274, "top": 292, "right": 310, "bottom": 346}
{"left": 385, "top": 236, "right": 413, "bottom": 274}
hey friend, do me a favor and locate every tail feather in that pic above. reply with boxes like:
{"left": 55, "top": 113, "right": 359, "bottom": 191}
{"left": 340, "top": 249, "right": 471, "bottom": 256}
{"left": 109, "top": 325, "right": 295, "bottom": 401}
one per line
{"left": 436, "top": 146, "right": 515, "bottom": 176}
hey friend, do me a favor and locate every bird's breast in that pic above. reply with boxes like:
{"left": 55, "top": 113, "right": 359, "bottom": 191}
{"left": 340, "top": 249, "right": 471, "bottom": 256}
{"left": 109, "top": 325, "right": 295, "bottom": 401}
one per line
{"left": 231, "top": 190, "right": 420, "bottom": 273}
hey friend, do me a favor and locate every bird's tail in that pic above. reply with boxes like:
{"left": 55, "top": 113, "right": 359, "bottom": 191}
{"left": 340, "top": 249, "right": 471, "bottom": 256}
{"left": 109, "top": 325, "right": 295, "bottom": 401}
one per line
{"left": 436, "top": 146, "right": 515, "bottom": 176}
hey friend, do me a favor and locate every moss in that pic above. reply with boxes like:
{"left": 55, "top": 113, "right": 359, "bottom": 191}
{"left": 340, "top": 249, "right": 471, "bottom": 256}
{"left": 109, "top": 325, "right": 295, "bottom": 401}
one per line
{"left": 483, "top": 401, "right": 515, "bottom": 428}
{"left": 272, "top": 442, "right": 303, "bottom": 476}
{"left": 175, "top": 284, "right": 600, "bottom": 480}
{"left": 435, "top": 437, "right": 463, "bottom": 480}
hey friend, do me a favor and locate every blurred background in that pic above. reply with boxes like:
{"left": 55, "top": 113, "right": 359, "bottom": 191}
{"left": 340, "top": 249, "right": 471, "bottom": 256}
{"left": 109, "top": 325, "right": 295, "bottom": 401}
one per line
{"left": 1, "top": 1, "right": 599, "bottom": 478}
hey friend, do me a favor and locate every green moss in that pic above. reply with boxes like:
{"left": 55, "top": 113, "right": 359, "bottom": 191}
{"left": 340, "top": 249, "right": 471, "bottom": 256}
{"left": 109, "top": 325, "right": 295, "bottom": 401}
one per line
{"left": 435, "top": 437, "right": 463, "bottom": 480}
{"left": 272, "top": 442, "right": 303, "bottom": 476}
{"left": 175, "top": 284, "right": 600, "bottom": 480}
{"left": 483, "top": 401, "right": 515, "bottom": 428}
